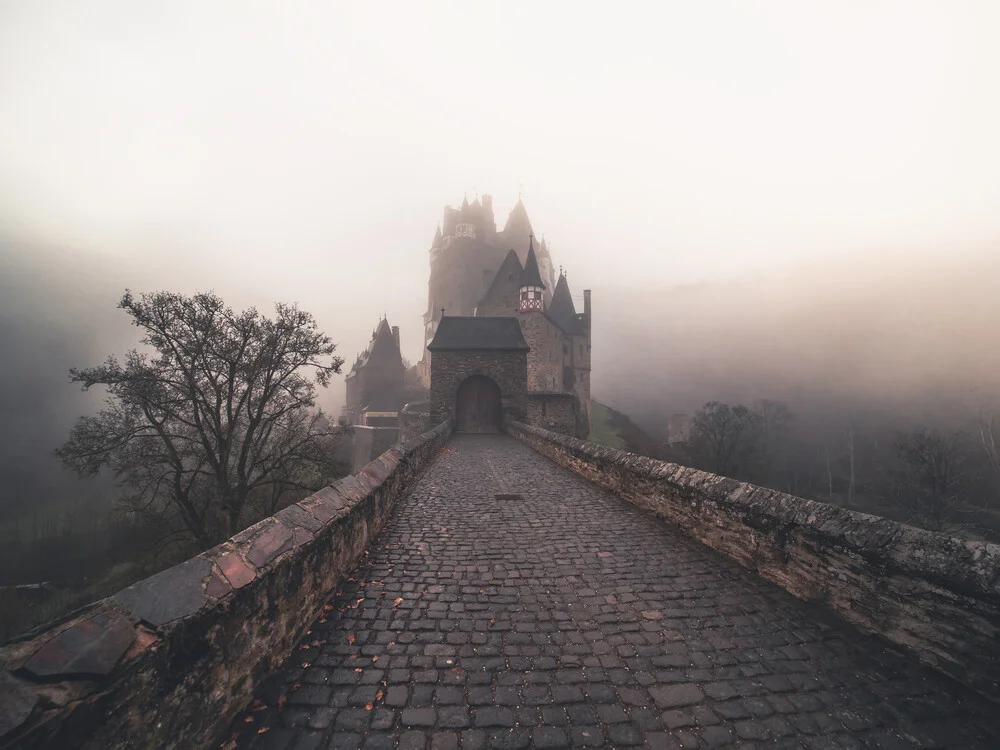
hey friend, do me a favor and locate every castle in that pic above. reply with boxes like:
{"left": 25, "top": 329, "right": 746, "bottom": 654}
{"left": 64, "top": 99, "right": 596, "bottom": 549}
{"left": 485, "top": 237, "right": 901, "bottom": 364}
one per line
{"left": 344, "top": 193, "right": 592, "bottom": 438}
{"left": 420, "top": 194, "right": 592, "bottom": 437}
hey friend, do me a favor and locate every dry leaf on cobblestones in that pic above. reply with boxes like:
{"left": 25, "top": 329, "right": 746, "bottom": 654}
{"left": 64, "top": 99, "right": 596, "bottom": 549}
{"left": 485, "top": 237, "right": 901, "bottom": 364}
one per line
{"left": 256, "top": 727, "right": 270, "bottom": 735}
{"left": 347, "top": 634, "right": 356, "bottom": 644}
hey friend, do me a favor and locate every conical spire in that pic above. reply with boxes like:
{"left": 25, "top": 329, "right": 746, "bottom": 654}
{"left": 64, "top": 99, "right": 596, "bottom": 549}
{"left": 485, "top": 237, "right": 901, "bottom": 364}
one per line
{"left": 432, "top": 224, "right": 442, "bottom": 246}
{"left": 461, "top": 193, "right": 470, "bottom": 210}
{"left": 503, "top": 197, "right": 533, "bottom": 236}
{"left": 520, "top": 235, "right": 545, "bottom": 289}
{"left": 547, "top": 271, "right": 579, "bottom": 333}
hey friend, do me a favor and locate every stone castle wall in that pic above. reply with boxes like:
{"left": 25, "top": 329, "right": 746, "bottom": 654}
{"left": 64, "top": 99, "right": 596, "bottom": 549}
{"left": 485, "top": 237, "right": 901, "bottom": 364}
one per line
{"left": 505, "top": 419, "right": 1000, "bottom": 702}
{"left": 429, "top": 350, "right": 527, "bottom": 425}
{"left": 0, "top": 421, "right": 453, "bottom": 750}
{"left": 525, "top": 393, "right": 578, "bottom": 436}
{"left": 517, "top": 313, "right": 563, "bottom": 391}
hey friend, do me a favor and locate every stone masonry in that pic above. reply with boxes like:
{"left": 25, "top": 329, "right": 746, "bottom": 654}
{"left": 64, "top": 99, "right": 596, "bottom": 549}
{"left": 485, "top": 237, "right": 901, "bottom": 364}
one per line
{"left": 225, "top": 435, "right": 1000, "bottom": 749}
{"left": 429, "top": 351, "right": 527, "bottom": 427}
{"left": 507, "top": 420, "right": 1000, "bottom": 701}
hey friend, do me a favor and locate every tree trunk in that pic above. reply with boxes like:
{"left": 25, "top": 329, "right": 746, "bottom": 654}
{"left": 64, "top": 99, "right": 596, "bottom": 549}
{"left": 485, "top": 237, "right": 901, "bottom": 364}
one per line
{"left": 825, "top": 448, "right": 834, "bottom": 504}
{"left": 846, "top": 424, "right": 855, "bottom": 510}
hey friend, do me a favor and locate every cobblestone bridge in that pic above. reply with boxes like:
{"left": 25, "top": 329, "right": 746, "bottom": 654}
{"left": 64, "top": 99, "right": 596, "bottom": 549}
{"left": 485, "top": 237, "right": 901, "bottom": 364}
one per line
{"left": 229, "top": 435, "right": 1000, "bottom": 750}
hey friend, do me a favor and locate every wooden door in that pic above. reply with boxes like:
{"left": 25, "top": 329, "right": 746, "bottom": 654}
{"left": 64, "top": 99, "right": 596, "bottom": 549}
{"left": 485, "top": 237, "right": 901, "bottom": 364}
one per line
{"left": 455, "top": 376, "right": 501, "bottom": 433}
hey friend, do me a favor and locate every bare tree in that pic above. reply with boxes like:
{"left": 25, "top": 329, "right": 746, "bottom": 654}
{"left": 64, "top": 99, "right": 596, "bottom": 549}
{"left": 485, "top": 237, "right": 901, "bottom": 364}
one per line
{"left": 56, "top": 290, "right": 345, "bottom": 549}
{"left": 845, "top": 421, "right": 856, "bottom": 509}
{"left": 687, "top": 401, "right": 762, "bottom": 478}
{"left": 978, "top": 408, "right": 1000, "bottom": 508}
{"left": 887, "top": 427, "right": 969, "bottom": 532}
{"left": 824, "top": 446, "right": 834, "bottom": 503}
{"left": 753, "top": 399, "right": 792, "bottom": 485}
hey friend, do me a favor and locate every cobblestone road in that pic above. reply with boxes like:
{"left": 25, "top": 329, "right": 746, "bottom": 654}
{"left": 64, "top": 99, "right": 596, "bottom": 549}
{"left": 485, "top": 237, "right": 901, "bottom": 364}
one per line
{"left": 232, "top": 435, "right": 1000, "bottom": 749}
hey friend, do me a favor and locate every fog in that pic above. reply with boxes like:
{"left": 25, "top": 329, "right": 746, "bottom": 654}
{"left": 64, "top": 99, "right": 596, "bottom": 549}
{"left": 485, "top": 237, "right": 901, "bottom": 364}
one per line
{"left": 2, "top": 2, "right": 1000, "bottom": 515}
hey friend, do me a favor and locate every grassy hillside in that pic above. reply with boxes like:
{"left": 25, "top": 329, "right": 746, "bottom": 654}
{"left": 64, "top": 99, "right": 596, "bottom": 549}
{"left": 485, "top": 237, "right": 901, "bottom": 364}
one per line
{"left": 588, "top": 400, "right": 662, "bottom": 458}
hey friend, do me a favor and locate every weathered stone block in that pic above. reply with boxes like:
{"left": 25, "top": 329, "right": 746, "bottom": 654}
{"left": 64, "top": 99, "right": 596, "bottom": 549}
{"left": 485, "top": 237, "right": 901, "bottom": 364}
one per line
{"left": 20, "top": 609, "right": 136, "bottom": 680}
{"left": 113, "top": 556, "right": 213, "bottom": 627}
{"left": 0, "top": 671, "right": 37, "bottom": 740}
{"left": 215, "top": 551, "right": 256, "bottom": 589}
{"left": 246, "top": 521, "right": 295, "bottom": 568}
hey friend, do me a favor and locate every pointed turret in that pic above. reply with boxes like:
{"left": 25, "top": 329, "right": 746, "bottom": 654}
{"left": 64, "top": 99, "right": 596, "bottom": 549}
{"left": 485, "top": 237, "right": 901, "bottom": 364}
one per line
{"left": 503, "top": 198, "right": 533, "bottom": 238}
{"left": 519, "top": 236, "right": 545, "bottom": 312}
{"left": 521, "top": 236, "right": 545, "bottom": 288}
{"left": 461, "top": 193, "right": 470, "bottom": 210}
{"left": 432, "top": 224, "right": 442, "bottom": 247}
{"left": 547, "top": 272, "right": 580, "bottom": 334}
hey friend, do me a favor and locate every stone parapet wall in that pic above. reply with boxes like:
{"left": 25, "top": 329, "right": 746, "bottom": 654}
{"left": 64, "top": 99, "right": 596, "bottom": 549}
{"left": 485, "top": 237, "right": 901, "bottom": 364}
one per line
{"left": 0, "top": 420, "right": 453, "bottom": 750}
{"left": 399, "top": 402, "right": 431, "bottom": 443}
{"left": 505, "top": 419, "right": 1000, "bottom": 701}
{"left": 351, "top": 425, "right": 401, "bottom": 473}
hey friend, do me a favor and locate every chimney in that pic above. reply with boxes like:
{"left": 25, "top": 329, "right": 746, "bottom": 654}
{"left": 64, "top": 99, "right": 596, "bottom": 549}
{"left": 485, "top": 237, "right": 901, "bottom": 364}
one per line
{"left": 583, "top": 289, "right": 592, "bottom": 321}
{"left": 391, "top": 326, "right": 400, "bottom": 352}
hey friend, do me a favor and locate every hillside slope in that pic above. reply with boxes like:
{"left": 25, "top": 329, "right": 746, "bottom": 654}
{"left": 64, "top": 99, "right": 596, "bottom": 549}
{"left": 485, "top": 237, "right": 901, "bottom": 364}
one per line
{"left": 588, "top": 400, "right": 663, "bottom": 458}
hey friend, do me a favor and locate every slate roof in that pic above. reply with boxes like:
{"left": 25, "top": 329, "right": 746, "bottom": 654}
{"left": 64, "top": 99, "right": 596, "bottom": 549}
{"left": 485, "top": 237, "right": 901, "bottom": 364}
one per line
{"left": 546, "top": 273, "right": 581, "bottom": 334}
{"left": 427, "top": 316, "right": 529, "bottom": 351}
{"left": 476, "top": 249, "right": 523, "bottom": 310}
{"left": 348, "top": 318, "right": 398, "bottom": 375}
{"left": 521, "top": 237, "right": 545, "bottom": 288}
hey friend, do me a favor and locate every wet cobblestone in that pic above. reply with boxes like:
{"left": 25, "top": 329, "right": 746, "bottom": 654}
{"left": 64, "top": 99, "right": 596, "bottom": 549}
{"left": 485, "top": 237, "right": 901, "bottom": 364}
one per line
{"left": 230, "top": 435, "right": 1000, "bottom": 749}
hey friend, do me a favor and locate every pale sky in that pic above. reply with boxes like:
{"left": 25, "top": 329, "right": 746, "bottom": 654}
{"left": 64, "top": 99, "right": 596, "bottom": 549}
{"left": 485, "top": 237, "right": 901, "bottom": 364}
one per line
{"left": 2, "top": 0, "right": 999, "bottom": 375}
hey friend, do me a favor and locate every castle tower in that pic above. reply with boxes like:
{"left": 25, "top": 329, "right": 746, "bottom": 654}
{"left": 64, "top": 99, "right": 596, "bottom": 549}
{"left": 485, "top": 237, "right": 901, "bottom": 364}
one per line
{"left": 519, "top": 236, "right": 546, "bottom": 312}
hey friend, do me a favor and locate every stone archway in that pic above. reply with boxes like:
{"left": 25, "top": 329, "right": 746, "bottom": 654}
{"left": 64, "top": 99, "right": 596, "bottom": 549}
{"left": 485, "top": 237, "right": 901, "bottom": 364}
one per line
{"left": 455, "top": 375, "right": 502, "bottom": 433}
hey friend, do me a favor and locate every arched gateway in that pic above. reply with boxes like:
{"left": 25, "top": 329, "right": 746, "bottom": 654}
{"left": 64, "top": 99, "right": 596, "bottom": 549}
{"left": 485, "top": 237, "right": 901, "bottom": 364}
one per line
{"left": 426, "top": 316, "right": 529, "bottom": 429}
{"left": 455, "top": 375, "right": 502, "bottom": 433}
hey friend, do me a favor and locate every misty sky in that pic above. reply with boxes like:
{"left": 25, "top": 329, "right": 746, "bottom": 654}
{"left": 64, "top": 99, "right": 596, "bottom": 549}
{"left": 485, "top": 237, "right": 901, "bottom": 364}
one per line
{"left": 2, "top": 0, "right": 1000, "bottom": 373}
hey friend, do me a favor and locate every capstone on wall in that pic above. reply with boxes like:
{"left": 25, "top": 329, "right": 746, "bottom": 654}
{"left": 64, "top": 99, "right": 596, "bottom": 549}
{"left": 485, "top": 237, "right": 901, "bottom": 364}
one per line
{"left": 429, "top": 350, "right": 527, "bottom": 426}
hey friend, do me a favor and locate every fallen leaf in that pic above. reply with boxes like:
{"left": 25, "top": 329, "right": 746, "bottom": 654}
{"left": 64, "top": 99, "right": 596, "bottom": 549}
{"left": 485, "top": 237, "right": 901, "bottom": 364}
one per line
{"left": 372, "top": 655, "right": 380, "bottom": 662}
{"left": 364, "top": 702, "right": 374, "bottom": 711}
{"left": 375, "top": 690, "right": 384, "bottom": 701}
{"left": 277, "top": 696, "right": 287, "bottom": 708}
{"left": 257, "top": 727, "right": 270, "bottom": 735}
{"left": 393, "top": 598, "right": 404, "bottom": 607}
{"left": 301, "top": 662, "right": 311, "bottom": 668}
{"left": 243, "top": 716, "right": 254, "bottom": 723}
{"left": 354, "top": 667, "right": 363, "bottom": 673}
